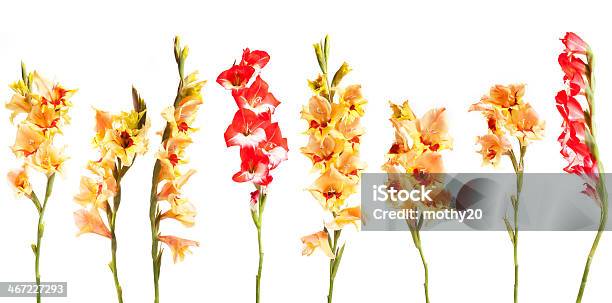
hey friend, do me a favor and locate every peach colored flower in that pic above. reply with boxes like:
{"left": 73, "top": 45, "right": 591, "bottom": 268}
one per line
{"left": 476, "top": 133, "right": 512, "bottom": 166}
{"left": 481, "top": 83, "right": 525, "bottom": 108}
{"left": 74, "top": 176, "right": 115, "bottom": 209}
{"left": 74, "top": 208, "right": 111, "bottom": 238}
{"left": 158, "top": 235, "right": 199, "bottom": 263}
{"left": 93, "top": 109, "right": 113, "bottom": 145}
{"left": 27, "top": 103, "right": 61, "bottom": 131}
{"left": 300, "top": 134, "right": 345, "bottom": 169}
{"left": 29, "top": 141, "right": 67, "bottom": 176}
{"left": 160, "top": 196, "right": 197, "bottom": 227}
{"left": 335, "top": 115, "right": 365, "bottom": 145}
{"left": 334, "top": 148, "right": 365, "bottom": 177}
{"left": 507, "top": 103, "right": 545, "bottom": 146}
{"left": 7, "top": 167, "right": 32, "bottom": 197}
{"left": 325, "top": 206, "right": 361, "bottom": 231}
{"left": 301, "top": 231, "right": 335, "bottom": 258}
{"left": 308, "top": 166, "right": 358, "bottom": 211}
{"left": 416, "top": 108, "right": 453, "bottom": 152}
{"left": 5, "top": 82, "right": 32, "bottom": 122}
{"left": 11, "top": 123, "right": 46, "bottom": 157}
{"left": 339, "top": 84, "right": 367, "bottom": 117}
{"left": 157, "top": 169, "right": 196, "bottom": 201}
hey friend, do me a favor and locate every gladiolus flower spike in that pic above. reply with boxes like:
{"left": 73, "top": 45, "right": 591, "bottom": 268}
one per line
{"left": 300, "top": 35, "right": 366, "bottom": 303}
{"left": 557, "top": 32, "right": 608, "bottom": 303}
{"left": 217, "top": 47, "right": 288, "bottom": 303}
{"left": 469, "top": 82, "right": 544, "bottom": 303}
{"left": 382, "top": 100, "right": 453, "bottom": 303}
{"left": 73, "top": 86, "right": 149, "bottom": 303}
{"left": 149, "top": 36, "right": 204, "bottom": 303}
{"left": 6, "top": 63, "right": 74, "bottom": 303}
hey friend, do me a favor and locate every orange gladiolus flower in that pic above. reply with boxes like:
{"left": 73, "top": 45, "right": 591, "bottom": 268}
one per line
{"left": 309, "top": 166, "right": 358, "bottom": 212}
{"left": 481, "top": 83, "right": 525, "bottom": 108}
{"left": 325, "top": 206, "right": 361, "bottom": 231}
{"left": 7, "top": 167, "right": 32, "bottom": 197}
{"left": 300, "top": 134, "right": 345, "bottom": 169}
{"left": 29, "top": 141, "right": 67, "bottom": 176}
{"left": 158, "top": 235, "right": 199, "bottom": 263}
{"left": 74, "top": 208, "right": 111, "bottom": 238}
{"left": 301, "top": 231, "right": 335, "bottom": 258}
{"left": 160, "top": 196, "right": 197, "bottom": 227}
{"left": 11, "top": 123, "right": 46, "bottom": 157}
{"left": 508, "top": 103, "right": 545, "bottom": 146}
{"left": 476, "top": 133, "right": 512, "bottom": 166}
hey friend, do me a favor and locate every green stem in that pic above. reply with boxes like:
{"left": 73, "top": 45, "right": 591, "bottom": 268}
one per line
{"left": 576, "top": 149, "right": 608, "bottom": 302}
{"left": 416, "top": 241, "right": 430, "bottom": 303}
{"left": 409, "top": 223, "right": 430, "bottom": 303}
{"left": 511, "top": 147, "right": 525, "bottom": 303}
{"left": 149, "top": 160, "right": 162, "bottom": 303}
{"left": 110, "top": 164, "right": 124, "bottom": 303}
{"left": 149, "top": 41, "right": 186, "bottom": 303}
{"left": 255, "top": 189, "right": 267, "bottom": 303}
{"left": 33, "top": 173, "right": 55, "bottom": 303}
{"left": 513, "top": 205, "right": 519, "bottom": 303}
{"left": 327, "top": 229, "right": 342, "bottom": 303}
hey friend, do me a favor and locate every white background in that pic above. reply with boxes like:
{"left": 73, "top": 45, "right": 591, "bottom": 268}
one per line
{"left": 1, "top": 0, "right": 611, "bottom": 302}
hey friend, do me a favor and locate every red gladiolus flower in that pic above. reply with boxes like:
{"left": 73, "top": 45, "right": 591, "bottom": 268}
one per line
{"left": 224, "top": 108, "right": 269, "bottom": 148}
{"left": 241, "top": 48, "right": 270, "bottom": 69}
{"left": 232, "top": 76, "right": 280, "bottom": 115}
{"left": 217, "top": 65, "right": 255, "bottom": 90}
{"left": 561, "top": 32, "right": 590, "bottom": 55}
{"left": 260, "top": 122, "right": 289, "bottom": 169}
{"left": 558, "top": 53, "right": 587, "bottom": 90}
{"left": 232, "top": 147, "right": 272, "bottom": 185}
{"left": 556, "top": 90, "right": 585, "bottom": 123}
{"left": 556, "top": 33, "right": 598, "bottom": 179}
{"left": 218, "top": 48, "right": 287, "bottom": 303}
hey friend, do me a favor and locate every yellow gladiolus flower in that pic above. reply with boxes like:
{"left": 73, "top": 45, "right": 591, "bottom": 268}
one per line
{"left": 102, "top": 110, "right": 149, "bottom": 167}
{"left": 29, "top": 141, "right": 67, "bottom": 176}
{"left": 339, "top": 84, "right": 367, "bottom": 118}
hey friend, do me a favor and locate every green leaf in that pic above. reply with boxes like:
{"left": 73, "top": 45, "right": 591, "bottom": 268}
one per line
{"left": 510, "top": 195, "right": 518, "bottom": 209}
{"left": 331, "top": 243, "right": 346, "bottom": 279}
{"left": 31, "top": 244, "right": 37, "bottom": 255}
{"left": 324, "top": 227, "right": 332, "bottom": 249}
{"left": 503, "top": 217, "right": 515, "bottom": 244}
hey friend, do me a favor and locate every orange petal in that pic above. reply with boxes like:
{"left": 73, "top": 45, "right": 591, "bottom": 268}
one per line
{"left": 74, "top": 208, "right": 111, "bottom": 239}
{"left": 158, "top": 235, "right": 199, "bottom": 263}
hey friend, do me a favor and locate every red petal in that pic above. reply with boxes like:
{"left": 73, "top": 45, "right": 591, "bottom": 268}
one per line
{"left": 241, "top": 49, "right": 270, "bottom": 69}
{"left": 217, "top": 65, "right": 255, "bottom": 90}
